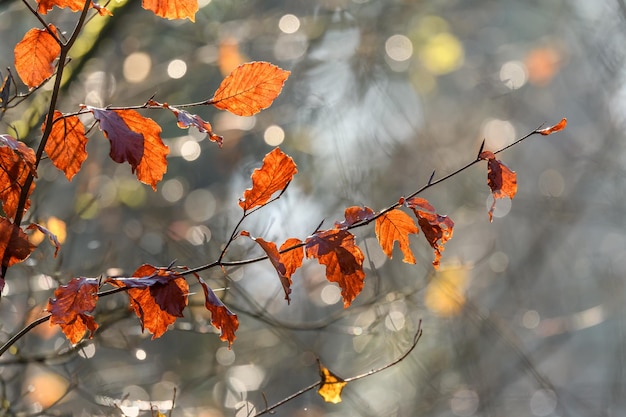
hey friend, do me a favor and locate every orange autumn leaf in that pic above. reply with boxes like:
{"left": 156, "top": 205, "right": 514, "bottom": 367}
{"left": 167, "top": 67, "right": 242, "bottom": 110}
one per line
{"left": 479, "top": 151, "right": 517, "bottom": 222}
{"left": 242, "top": 232, "right": 303, "bottom": 304}
{"left": 197, "top": 276, "right": 239, "bottom": 347}
{"left": 0, "top": 140, "right": 36, "bottom": 220}
{"left": 36, "top": 0, "right": 110, "bottom": 15}
{"left": 538, "top": 118, "right": 567, "bottom": 136}
{"left": 108, "top": 264, "right": 189, "bottom": 339}
{"left": 375, "top": 208, "right": 419, "bottom": 264}
{"left": 91, "top": 108, "right": 169, "bottom": 190}
{"left": 405, "top": 197, "right": 454, "bottom": 269}
{"left": 279, "top": 237, "right": 304, "bottom": 282}
{"left": 0, "top": 218, "right": 35, "bottom": 289}
{"left": 318, "top": 363, "right": 347, "bottom": 404}
{"left": 240, "top": 147, "right": 297, "bottom": 211}
{"left": 210, "top": 62, "right": 290, "bottom": 116}
{"left": 142, "top": 0, "right": 198, "bottom": 22}
{"left": 43, "top": 111, "right": 88, "bottom": 181}
{"left": 335, "top": 206, "right": 375, "bottom": 229}
{"left": 14, "top": 25, "right": 60, "bottom": 88}
{"left": 47, "top": 277, "right": 99, "bottom": 344}
{"left": 305, "top": 229, "right": 365, "bottom": 308}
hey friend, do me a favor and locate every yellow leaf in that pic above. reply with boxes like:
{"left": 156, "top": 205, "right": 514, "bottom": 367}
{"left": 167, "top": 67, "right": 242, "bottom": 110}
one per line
{"left": 318, "top": 364, "right": 347, "bottom": 404}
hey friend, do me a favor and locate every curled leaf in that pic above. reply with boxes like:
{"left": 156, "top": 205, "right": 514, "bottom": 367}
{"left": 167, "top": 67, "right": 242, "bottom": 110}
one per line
{"left": 335, "top": 206, "right": 375, "bottom": 229}
{"left": 479, "top": 151, "right": 517, "bottom": 222}
{"left": 211, "top": 62, "right": 290, "bottom": 116}
{"left": 318, "top": 363, "right": 347, "bottom": 404}
{"left": 150, "top": 100, "right": 223, "bottom": 146}
{"left": 240, "top": 147, "right": 297, "bottom": 211}
{"left": 538, "top": 118, "right": 567, "bottom": 136}
{"left": 47, "top": 277, "right": 99, "bottom": 344}
{"left": 197, "top": 276, "right": 239, "bottom": 347}
{"left": 27, "top": 222, "right": 62, "bottom": 257}
{"left": 405, "top": 198, "right": 454, "bottom": 269}
{"left": 36, "top": 0, "right": 111, "bottom": 15}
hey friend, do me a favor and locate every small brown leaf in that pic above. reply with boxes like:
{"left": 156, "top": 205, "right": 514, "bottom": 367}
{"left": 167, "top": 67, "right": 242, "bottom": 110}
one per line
{"left": 479, "top": 151, "right": 517, "bottom": 222}
{"left": 305, "top": 229, "right": 365, "bottom": 308}
{"left": 335, "top": 206, "right": 375, "bottom": 229}
{"left": 240, "top": 147, "right": 297, "bottom": 211}
{"left": 27, "top": 223, "right": 62, "bottom": 257}
{"left": 211, "top": 62, "right": 290, "bottom": 116}
{"left": 538, "top": 118, "right": 567, "bottom": 136}
{"left": 405, "top": 198, "right": 454, "bottom": 269}
{"left": 318, "top": 363, "right": 347, "bottom": 404}
{"left": 0, "top": 218, "right": 35, "bottom": 290}
{"left": 14, "top": 25, "right": 60, "bottom": 88}
{"left": 47, "top": 277, "right": 99, "bottom": 344}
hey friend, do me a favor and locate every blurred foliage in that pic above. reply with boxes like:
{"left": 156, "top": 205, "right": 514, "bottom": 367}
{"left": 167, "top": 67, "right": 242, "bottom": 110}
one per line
{"left": 1, "top": 0, "right": 625, "bottom": 416}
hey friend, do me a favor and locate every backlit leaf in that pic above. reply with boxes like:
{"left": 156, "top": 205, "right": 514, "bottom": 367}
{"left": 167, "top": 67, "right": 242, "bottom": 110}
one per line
{"left": 318, "top": 363, "right": 347, "bottom": 404}
{"left": 108, "top": 264, "right": 188, "bottom": 339}
{"left": 91, "top": 108, "right": 169, "bottom": 190}
{"left": 0, "top": 134, "right": 37, "bottom": 176}
{"left": 0, "top": 218, "right": 35, "bottom": 289}
{"left": 479, "top": 151, "right": 517, "bottom": 222}
{"left": 538, "top": 118, "right": 567, "bottom": 136}
{"left": 197, "top": 276, "right": 239, "bottom": 347}
{"left": 36, "top": 0, "right": 111, "bottom": 15}
{"left": 47, "top": 277, "right": 99, "bottom": 344}
{"left": 405, "top": 197, "right": 454, "bottom": 269}
{"left": 240, "top": 147, "right": 297, "bottom": 211}
{"left": 211, "top": 62, "right": 290, "bottom": 116}
{"left": 43, "top": 111, "right": 88, "bottom": 180}
{"left": 306, "top": 229, "right": 365, "bottom": 308}
{"left": 335, "top": 206, "right": 375, "bottom": 229}
{"left": 142, "top": 0, "right": 198, "bottom": 22}
{"left": 375, "top": 209, "right": 419, "bottom": 264}
{"left": 14, "top": 25, "right": 60, "bottom": 88}
{"left": 0, "top": 141, "right": 36, "bottom": 220}
{"left": 242, "top": 232, "right": 303, "bottom": 304}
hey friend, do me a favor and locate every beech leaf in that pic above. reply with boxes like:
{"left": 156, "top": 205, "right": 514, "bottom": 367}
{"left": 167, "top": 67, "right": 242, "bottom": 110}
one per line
{"left": 242, "top": 232, "right": 303, "bottom": 304}
{"left": 211, "top": 62, "right": 290, "bottom": 116}
{"left": 27, "top": 223, "right": 61, "bottom": 257}
{"left": 47, "top": 277, "right": 99, "bottom": 344}
{"left": 479, "top": 151, "right": 517, "bottom": 222}
{"left": 107, "top": 264, "right": 188, "bottom": 339}
{"left": 538, "top": 118, "right": 567, "bottom": 136}
{"left": 318, "top": 363, "right": 347, "bottom": 404}
{"left": 142, "top": 0, "right": 198, "bottom": 22}
{"left": 14, "top": 25, "right": 60, "bottom": 88}
{"left": 240, "top": 147, "right": 297, "bottom": 211}
{"left": 375, "top": 208, "right": 419, "bottom": 264}
{"left": 36, "top": 0, "right": 111, "bottom": 15}
{"left": 197, "top": 276, "right": 239, "bottom": 347}
{"left": 149, "top": 100, "right": 223, "bottom": 146}
{"left": 91, "top": 108, "right": 169, "bottom": 190}
{"left": 43, "top": 112, "right": 88, "bottom": 181}
{"left": 0, "top": 140, "right": 36, "bottom": 220}
{"left": 405, "top": 197, "right": 454, "bottom": 269}
{"left": 335, "top": 206, "right": 375, "bottom": 229}
{"left": 0, "top": 218, "right": 35, "bottom": 290}
{"left": 305, "top": 229, "right": 365, "bottom": 308}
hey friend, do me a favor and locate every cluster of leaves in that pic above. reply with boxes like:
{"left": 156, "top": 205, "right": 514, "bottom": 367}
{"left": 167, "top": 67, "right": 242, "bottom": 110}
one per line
{"left": 0, "top": 0, "right": 568, "bottom": 408}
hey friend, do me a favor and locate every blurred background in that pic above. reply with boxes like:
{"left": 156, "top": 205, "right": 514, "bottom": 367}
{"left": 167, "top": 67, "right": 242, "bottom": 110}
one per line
{"left": 0, "top": 0, "right": 622, "bottom": 416}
